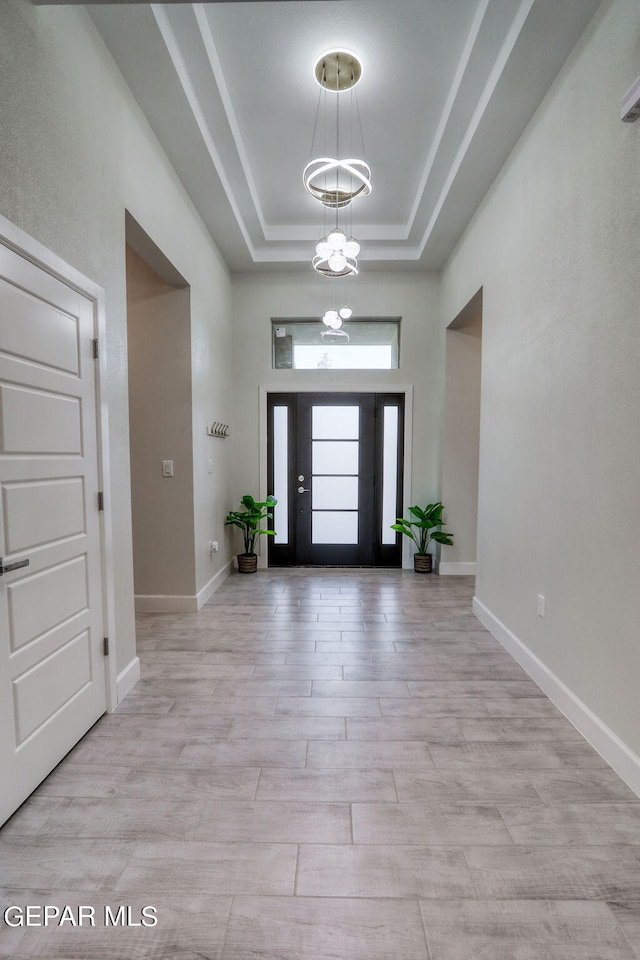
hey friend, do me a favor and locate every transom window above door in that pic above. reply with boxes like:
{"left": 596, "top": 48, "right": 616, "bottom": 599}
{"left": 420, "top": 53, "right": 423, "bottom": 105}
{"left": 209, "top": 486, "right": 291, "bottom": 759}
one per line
{"left": 271, "top": 318, "right": 400, "bottom": 370}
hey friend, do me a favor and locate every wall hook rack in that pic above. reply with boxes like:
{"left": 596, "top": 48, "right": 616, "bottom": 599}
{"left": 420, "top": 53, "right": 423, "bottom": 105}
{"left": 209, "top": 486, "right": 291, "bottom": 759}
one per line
{"left": 207, "top": 421, "right": 230, "bottom": 439}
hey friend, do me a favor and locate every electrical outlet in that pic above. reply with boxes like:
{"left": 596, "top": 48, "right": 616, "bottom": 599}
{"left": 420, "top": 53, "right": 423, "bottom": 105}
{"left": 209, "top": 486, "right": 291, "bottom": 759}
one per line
{"left": 537, "top": 594, "right": 545, "bottom": 618}
{"left": 209, "top": 540, "right": 219, "bottom": 555}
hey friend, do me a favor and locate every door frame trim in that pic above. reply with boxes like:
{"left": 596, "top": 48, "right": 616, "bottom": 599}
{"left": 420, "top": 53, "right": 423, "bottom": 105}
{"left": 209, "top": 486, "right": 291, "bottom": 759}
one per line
{"left": 259, "top": 384, "right": 414, "bottom": 569}
{"left": 0, "top": 214, "right": 118, "bottom": 711}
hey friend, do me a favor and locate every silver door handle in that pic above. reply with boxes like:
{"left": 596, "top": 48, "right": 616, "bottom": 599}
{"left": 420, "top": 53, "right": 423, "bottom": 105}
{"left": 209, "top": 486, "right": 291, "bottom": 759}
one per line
{"left": 0, "top": 557, "right": 30, "bottom": 577}
{"left": 297, "top": 486, "right": 311, "bottom": 493}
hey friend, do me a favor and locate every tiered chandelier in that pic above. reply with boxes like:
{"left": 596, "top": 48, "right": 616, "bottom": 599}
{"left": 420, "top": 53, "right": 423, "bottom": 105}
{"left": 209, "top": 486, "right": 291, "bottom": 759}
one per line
{"left": 303, "top": 49, "right": 371, "bottom": 327}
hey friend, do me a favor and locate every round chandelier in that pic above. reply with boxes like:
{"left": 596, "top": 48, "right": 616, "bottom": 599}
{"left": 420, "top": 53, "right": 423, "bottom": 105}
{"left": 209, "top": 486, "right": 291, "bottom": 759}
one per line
{"left": 322, "top": 328, "right": 350, "bottom": 343}
{"left": 322, "top": 305, "right": 353, "bottom": 329}
{"left": 312, "top": 228, "right": 360, "bottom": 278}
{"left": 303, "top": 157, "right": 371, "bottom": 208}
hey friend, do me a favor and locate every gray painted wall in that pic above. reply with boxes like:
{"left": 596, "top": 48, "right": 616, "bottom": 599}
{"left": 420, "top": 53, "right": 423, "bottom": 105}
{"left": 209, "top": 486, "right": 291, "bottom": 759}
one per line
{"left": 126, "top": 247, "right": 195, "bottom": 600}
{"left": 0, "top": 0, "right": 233, "bottom": 672}
{"left": 442, "top": 310, "right": 482, "bottom": 567}
{"left": 441, "top": 0, "right": 640, "bottom": 753}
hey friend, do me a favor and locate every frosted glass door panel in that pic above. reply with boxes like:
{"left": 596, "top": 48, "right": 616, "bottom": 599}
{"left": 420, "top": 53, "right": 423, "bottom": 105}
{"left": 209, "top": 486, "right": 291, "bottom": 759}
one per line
{"left": 312, "top": 512, "right": 358, "bottom": 544}
{"left": 272, "top": 406, "right": 288, "bottom": 544}
{"left": 312, "top": 406, "right": 359, "bottom": 440}
{"left": 312, "top": 406, "right": 360, "bottom": 547}
{"left": 313, "top": 476, "right": 358, "bottom": 510}
{"left": 313, "top": 441, "right": 358, "bottom": 475}
{"left": 382, "top": 406, "right": 399, "bottom": 544}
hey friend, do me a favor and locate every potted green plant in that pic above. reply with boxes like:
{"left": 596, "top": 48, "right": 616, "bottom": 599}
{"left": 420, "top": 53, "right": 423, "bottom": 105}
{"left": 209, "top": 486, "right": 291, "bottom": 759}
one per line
{"left": 225, "top": 494, "right": 277, "bottom": 573}
{"left": 391, "top": 501, "right": 453, "bottom": 573}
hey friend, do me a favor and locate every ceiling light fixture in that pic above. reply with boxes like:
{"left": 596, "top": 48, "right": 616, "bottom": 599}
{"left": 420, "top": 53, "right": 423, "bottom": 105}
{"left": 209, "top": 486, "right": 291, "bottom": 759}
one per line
{"left": 313, "top": 251, "right": 358, "bottom": 279}
{"left": 313, "top": 227, "right": 360, "bottom": 278}
{"left": 303, "top": 157, "right": 371, "bottom": 209}
{"left": 303, "top": 50, "right": 371, "bottom": 209}
{"left": 322, "top": 309, "right": 342, "bottom": 329}
{"left": 304, "top": 49, "right": 368, "bottom": 330}
{"left": 321, "top": 328, "right": 350, "bottom": 343}
{"left": 321, "top": 274, "right": 353, "bottom": 331}
{"left": 321, "top": 304, "right": 351, "bottom": 328}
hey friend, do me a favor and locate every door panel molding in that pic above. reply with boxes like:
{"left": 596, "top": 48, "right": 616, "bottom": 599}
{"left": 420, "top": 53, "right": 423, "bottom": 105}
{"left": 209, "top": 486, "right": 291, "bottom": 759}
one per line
{"left": 0, "top": 214, "right": 116, "bottom": 708}
{"left": 0, "top": 215, "right": 118, "bottom": 827}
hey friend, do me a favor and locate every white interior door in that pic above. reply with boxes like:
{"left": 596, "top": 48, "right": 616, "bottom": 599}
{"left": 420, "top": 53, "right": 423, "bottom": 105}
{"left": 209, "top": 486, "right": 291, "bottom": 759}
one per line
{"left": 0, "top": 242, "right": 106, "bottom": 826}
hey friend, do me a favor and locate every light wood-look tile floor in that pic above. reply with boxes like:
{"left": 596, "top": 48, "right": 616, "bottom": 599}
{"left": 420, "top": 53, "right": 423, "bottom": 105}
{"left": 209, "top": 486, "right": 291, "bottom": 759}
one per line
{"left": 2, "top": 570, "right": 640, "bottom": 958}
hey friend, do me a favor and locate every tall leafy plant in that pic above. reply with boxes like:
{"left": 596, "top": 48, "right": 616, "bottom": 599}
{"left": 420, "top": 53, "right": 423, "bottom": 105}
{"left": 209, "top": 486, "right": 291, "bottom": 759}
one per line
{"left": 225, "top": 495, "right": 277, "bottom": 555}
{"left": 392, "top": 502, "right": 453, "bottom": 555}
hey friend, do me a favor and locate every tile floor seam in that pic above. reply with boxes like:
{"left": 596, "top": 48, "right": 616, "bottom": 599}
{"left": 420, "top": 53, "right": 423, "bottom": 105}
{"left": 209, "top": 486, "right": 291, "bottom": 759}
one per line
{"left": 608, "top": 905, "right": 640, "bottom": 959}
{"left": 460, "top": 846, "right": 482, "bottom": 900}
{"left": 215, "top": 894, "right": 236, "bottom": 960}
{"left": 493, "top": 802, "right": 519, "bottom": 845}
{"left": 418, "top": 898, "right": 436, "bottom": 960}
{"left": 391, "top": 770, "right": 400, "bottom": 802}
{"left": 292, "top": 844, "right": 301, "bottom": 896}
{"left": 190, "top": 798, "right": 209, "bottom": 840}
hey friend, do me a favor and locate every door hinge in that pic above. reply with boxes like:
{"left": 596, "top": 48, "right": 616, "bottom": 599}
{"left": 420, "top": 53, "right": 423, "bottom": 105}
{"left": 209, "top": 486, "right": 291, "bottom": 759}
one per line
{"left": 98, "top": 491, "right": 104, "bottom": 511}
{"left": 92, "top": 338, "right": 99, "bottom": 359}
{"left": 103, "top": 637, "right": 109, "bottom": 656}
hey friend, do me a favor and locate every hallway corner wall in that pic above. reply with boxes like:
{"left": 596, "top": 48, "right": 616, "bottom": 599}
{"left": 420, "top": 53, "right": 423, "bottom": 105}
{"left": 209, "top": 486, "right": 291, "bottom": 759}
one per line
{"left": 441, "top": 307, "right": 482, "bottom": 573}
{"left": 126, "top": 246, "right": 196, "bottom": 601}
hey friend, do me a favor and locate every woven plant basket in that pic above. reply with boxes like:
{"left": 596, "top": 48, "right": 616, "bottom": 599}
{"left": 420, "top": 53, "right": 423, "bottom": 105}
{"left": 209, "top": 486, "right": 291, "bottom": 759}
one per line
{"left": 413, "top": 553, "right": 432, "bottom": 574}
{"left": 237, "top": 553, "right": 258, "bottom": 574}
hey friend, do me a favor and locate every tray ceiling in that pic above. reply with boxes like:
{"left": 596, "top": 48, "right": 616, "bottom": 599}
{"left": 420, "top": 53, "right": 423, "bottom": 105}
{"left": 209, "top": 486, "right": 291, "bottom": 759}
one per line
{"left": 87, "top": 0, "right": 601, "bottom": 272}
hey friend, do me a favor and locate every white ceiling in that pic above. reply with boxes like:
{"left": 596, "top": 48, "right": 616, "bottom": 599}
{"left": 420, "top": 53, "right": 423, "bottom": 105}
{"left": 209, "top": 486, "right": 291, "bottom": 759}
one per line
{"left": 88, "top": 0, "right": 601, "bottom": 273}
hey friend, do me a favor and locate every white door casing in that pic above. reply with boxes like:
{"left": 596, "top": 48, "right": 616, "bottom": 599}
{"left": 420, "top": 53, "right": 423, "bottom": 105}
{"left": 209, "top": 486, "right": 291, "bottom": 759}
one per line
{"left": 0, "top": 229, "right": 113, "bottom": 827}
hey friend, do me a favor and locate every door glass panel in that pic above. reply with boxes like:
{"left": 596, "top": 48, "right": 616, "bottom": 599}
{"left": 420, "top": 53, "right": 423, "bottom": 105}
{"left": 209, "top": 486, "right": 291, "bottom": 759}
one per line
{"left": 312, "top": 405, "right": 359, "bottom": 440}
{"left": 272, "top": 405, "right": 288, "bottom": 543}
{"left": 313, "top": 476, "right": 358, "bottom": 510}
{"left": 382, "top": 406, "right": 399, "bottom": 545}
{"left": 313, "top": 441, "right": 358, "bottom": 475}
{"left": 312, "top": 511, "right": 358, "bottom": 544}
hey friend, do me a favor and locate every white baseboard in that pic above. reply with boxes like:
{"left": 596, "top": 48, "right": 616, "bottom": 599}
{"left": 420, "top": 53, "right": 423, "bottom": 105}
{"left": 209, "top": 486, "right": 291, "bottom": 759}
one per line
{"left": 473, "top": 596, "right": 640, "bottom": 799}
{"left": 196, "top": 559, "right": 233, "bottom": 609}
{"left": 439, "top": 562, "right": 476, "bottom": 576}
{"left": 134, "top": 561, "right": 234, "bottom": 614}
{"left": 134, "top": 595, "right": 197, "bottom": 613}
{"left": 116, "top": 656, "right": 140, "bottom": 704}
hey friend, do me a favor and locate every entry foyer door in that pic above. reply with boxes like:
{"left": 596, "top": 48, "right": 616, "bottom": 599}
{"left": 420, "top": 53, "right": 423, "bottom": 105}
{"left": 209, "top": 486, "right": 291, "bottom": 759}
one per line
{"left": 0, "top": 240, "right": 107, "bottom": 826}
{"left": 268, "top": 393, "right": 404, "bottom": 566}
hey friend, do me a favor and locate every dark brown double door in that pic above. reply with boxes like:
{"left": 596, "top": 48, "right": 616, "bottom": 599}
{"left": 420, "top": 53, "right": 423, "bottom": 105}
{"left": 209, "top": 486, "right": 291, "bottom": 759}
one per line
{"left": 267, "top": 393, "right": 404, "bottom": 566}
